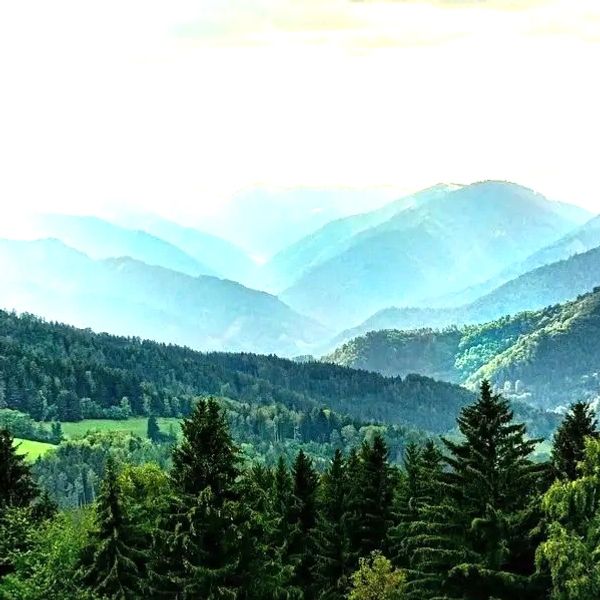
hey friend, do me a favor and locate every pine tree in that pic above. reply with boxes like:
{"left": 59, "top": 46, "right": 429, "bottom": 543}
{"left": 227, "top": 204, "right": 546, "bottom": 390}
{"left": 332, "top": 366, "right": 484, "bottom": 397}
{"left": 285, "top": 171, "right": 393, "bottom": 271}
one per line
{"left": 233, "top": 467, "right": 293, "bottom": 600}
{"left": 313, "top": 448, "right": 352, "bottom": 600}
{"left": 0, "top": 428, "right": 37, "bottom": 509}
{"left": 81, "top": 456, "right": 144, "bottom": 599}
{"left": 406, "top": 381, "right": 546, "bottom": 600}
{"left": 388, "top": 441, "right": 443, "bottom": 570}
{"left": 288, "top": 450, "right": 319, "bottom": 597}
{"left": 348, "top": 435, "right": 395, "bottom": 561}
{"left": 552, "top": 401, "right": 598, "bottom": 481}
{"left": 272, "top": 456, "right": 293, "bottom": 549}
{"left": 171, "top": 397, "right": 238, "bottom": 498}
{"left": 153, "top": 397, "right": 241, "bottom": 599}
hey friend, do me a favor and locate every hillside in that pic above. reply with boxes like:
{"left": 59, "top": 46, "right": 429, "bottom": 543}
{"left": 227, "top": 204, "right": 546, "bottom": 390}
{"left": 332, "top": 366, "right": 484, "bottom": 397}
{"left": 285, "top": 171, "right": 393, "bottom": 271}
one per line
{"left": 280, "top": 181, "right": 587, "bottom": 329}
{"left": 440, "top": 212, "right": 600, "bottom": 306}
{"left": 0, "top": 238, "right": 327, "bottom": 356}
{"left": 260, "top": 184, "right": 458, "bottom": 292}
{"left": 333, "top": 243, "right": 600, "bottom": 346}
{"left": 116, "top": 214, "right": 257, "bottom": 284}
{"left": 327, "top": 288, "right": 600, "bottom": 409}
{"left": 0, "top": 308, "right": 476, "bottom": 434}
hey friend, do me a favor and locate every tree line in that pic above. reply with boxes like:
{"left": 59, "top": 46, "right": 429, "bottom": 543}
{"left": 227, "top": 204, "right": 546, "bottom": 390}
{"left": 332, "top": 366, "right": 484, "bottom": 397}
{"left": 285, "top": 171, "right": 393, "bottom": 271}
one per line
{"left": 0, "top": 309, "right": 473, "bottom": 432}
{"left": 1, "top": 382, "right": 599, "bottom": 599}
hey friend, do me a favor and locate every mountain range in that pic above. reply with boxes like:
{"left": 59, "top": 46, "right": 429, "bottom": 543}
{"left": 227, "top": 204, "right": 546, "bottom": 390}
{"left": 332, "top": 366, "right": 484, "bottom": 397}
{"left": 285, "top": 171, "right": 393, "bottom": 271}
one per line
{"left": 0, "top": 238, "right": 327, "bottom": 356}
{"left": 274, "top": 181, "right": 590, "bottom": 329}
{"left": 1, "top": 180, "right": 598, "bottom": 365}
{"left": 331, "top": 242, "right": 600, "bottom": 347}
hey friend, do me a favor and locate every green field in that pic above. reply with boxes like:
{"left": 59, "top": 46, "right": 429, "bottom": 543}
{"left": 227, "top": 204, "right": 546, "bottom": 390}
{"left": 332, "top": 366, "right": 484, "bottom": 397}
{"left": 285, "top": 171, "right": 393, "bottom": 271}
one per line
{"left": 12, "top": 418, "right": 182, "bottom": 461}
{"left": 60, "top": 417, "right": 181, "bottom": 440}
{"left": 13, "top": 438, "right": 56, "bottom": 461}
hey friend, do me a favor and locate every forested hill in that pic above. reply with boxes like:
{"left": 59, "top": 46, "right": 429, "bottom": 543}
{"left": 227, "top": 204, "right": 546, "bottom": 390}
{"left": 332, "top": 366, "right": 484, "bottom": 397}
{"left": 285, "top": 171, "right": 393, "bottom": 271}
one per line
{"left": 0, "top": 309, "right": 474, "bottom": 433}
{"left": 326, "top": 287, "right": 600, "bottom": 409}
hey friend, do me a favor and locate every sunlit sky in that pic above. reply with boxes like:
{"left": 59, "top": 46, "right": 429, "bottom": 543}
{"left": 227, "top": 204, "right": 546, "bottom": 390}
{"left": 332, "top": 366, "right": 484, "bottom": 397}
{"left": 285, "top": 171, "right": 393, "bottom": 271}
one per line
{"left": 1, "top": 0, "right": 599, "bottom": 223}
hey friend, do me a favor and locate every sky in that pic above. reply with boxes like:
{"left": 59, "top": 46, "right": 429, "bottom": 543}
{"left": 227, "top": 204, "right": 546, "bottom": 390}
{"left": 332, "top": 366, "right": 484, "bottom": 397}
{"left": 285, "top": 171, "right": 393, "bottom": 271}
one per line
{"left": 0, "top": 0, "right": 599, "bottom": 224}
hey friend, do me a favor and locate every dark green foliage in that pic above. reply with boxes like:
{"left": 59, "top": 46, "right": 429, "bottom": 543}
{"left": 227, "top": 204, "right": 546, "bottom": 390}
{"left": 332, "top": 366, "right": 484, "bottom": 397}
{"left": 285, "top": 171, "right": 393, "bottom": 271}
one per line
{"left": 0, "top": 428, "right": 37, "bottom": 509}
{"left": 552, "top": 401, "right": 598, "bottom": 481}
{"left": 404, "top": 381, "right": 547, "bottom": 599}
{"left": 154, "top": 398, "right": 242, "bottom": 598}
{"left": 288, "top": 450, "right": 320, "bottom": 596}
{"left": 171, "top": 397, "right": 239, "bottom": 497}
{"left": 312, "top": 449, "right": 352, "bottom": 600}
{"left": 0, "top": 308, "right": 474, "bottom": 433}
{"left": 348, "top": 435, "right": 395, "bottom": 561}
{"left": 0, "top": 371, "right": 586, "bottom": 600}
{"left": 80, "top": 456, "right": 144, "bottom": 599}
{"left": 388, "top": 440, "right": 443, "bottom": 570}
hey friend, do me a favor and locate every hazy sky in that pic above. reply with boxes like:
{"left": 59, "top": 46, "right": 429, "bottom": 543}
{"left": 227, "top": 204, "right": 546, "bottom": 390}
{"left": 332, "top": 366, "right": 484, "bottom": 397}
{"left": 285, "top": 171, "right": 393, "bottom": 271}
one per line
{"left": 1, "top": 0, "right": 599, "bottom": 222}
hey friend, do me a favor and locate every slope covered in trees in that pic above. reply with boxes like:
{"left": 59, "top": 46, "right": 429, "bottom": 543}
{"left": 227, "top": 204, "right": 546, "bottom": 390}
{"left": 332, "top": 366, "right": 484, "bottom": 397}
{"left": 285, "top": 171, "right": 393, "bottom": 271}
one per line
{"left": 327, "top": 288, "right": 600, "bottom": 409}
{"left": 0, "top": 308, "right": 474, "bottom": 433}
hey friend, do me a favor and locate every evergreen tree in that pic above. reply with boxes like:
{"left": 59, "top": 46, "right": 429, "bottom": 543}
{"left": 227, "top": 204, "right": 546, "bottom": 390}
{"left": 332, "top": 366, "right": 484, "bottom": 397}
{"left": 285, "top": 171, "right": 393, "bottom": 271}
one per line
{"left": 551, "top": 401, "right": 598, "bottom": 481}
{"left": 81, "top": 456, "right": 144, "bottom": 599}
{"left": 153, "top": 397, "right": 241, "bottom": 598}
{"left": 272, "top": 456, "right": 293, "bottom": 549}
{"left": 313, "top": 448, "right": 352, "bottom": 600}
{"left": 288, "top": 450, "right": 319, "bottom": 597}
{"left": 388, "top": 441, "right": 443, "bottom": 570}
{"left": 348, "top": 435, "right": 395, "bottom": 561}
{"left": 407, "top": 381, "right": 546, "bottom": 600}
{"left": 147, "top": 415, "right": 161, "bottom": 443}
{"left": 233, "top": 467, "right": 294, "bottom": 600}
{"left": 171, "top": 397, "right": 238, "bottom": 497}
{"left": 0, "top": 428, "right": 37, "bottom": 509}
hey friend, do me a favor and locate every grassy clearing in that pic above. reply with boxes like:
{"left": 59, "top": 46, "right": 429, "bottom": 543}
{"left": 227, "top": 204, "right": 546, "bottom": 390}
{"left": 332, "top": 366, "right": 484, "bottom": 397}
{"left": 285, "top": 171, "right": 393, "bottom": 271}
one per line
{"left": 13, "top": 438, "right": 56, "bottom": 461}
{"left": 60, "top": 417, "right": 181, "bottom": 440}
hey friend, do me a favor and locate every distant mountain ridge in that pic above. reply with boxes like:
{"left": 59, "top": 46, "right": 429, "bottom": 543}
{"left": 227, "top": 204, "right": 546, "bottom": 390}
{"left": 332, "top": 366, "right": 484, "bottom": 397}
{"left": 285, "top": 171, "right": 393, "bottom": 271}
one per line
{"left": 277, "top": 181, "right": 590, "bottom": 329}
{"left": 329, "top": 232, "right": 600, "bottom": 348}
{"left": 0, "top": 238, "right": 328, "bottom": 356}
{"left": 260, "top": 183, "right": 459, "bottom": 292}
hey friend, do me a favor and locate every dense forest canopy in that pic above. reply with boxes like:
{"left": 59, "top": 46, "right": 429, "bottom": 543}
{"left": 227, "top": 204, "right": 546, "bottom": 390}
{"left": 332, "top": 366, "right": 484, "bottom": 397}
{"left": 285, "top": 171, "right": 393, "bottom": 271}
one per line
{"left": 0, "top": 308, "right": 475, "bottom": 433}
{"left": 1, "top": 384, "right": 598, "bottom": 599}
{"left": 327, "top": 287, "right": 600, "bottom": 409}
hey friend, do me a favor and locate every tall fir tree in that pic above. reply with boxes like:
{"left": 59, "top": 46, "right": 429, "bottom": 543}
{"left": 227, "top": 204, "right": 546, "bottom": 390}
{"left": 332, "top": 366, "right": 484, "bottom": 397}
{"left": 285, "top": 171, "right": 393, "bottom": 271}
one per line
{"left": 551, "top": 401, "right": 598, "bottom": 481}
{"left": 80, "top": 456, "right": 144, "bottom": 599}
{"left": 171, "top": 397, "right": 239, "bottom": 497}
{"left": 347, "top": 434, "right": 395, "bottom": 562}
{"left": 388, "top": 440, "right": 443, "bottom": 570}
{"left": 0, "top": 428, "right": 37, "bottom": 509}
{"left": 272, "top": 456, "right": 294, "bottom": 550}
{"left": 288, "top": 450, "right": 319, "bottom": 598}
{"left": 313, "top": 448, "right": 352, "bottom": 600}
{"left": 406, "top": 381, "right": 546, "bottom": 600}
{"left": 153, "top": 397, "right": 241, "bottom": 599}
